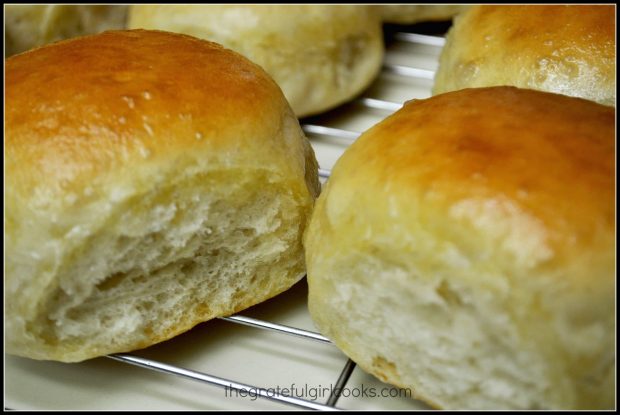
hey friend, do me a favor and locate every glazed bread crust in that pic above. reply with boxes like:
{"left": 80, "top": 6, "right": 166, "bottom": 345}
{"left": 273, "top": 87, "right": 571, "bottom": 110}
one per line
{"left": 305, "top": 87, "right": 615, "bottom": 409}
{"left": 6, "top": 30, "right": 320, "bottom": 362}
{"left": 128, "top": 5, "right": 384, "bottom": 118}
{"left": 433, "top": 5, "right": 616, "bottom": 106}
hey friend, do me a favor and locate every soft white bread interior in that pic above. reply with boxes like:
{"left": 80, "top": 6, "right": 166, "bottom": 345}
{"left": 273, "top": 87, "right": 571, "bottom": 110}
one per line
{"left": 433, "top": 5, "right": 616, "bottom": 106}
{"left": 128, "top": 5, "right": 384, "bottom": 118}
{"left": 305, "top": 87, "right": 615, "bottom": 409}
{"left": 381, "top": 5, "right": 468, "bottom": 24}
{"left": 5, "top": 4, "right": 128, "bottom": 57}
{"left": 5, "top": 30, "right": 320, "bottom": 363}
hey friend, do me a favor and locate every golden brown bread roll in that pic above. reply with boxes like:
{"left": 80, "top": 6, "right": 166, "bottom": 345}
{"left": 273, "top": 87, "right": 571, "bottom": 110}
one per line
{"left": 305, "top": 87, "right": 615, "bottom": 409}
{"left": 5, "top": 30, "right": 320, "bottom": 362}
{"left": 128, "top": 5, "right": 384, "bottom": 118}
{"left": 433, "top": 5, "right": 616, "bottom": 106}
{"left": 381, "top": 4, "right": 468, "bottom": 24}
{"left": 5, "top": 4, "right": 128, "bottom": 57}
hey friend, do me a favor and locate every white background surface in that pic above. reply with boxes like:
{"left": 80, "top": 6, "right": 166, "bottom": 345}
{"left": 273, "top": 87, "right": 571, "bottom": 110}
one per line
{"left": 5, "top": 25, "right": 443, "bottom": 411}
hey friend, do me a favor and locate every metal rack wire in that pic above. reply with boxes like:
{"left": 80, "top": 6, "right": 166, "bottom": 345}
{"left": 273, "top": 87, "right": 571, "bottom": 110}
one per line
{"left": 109, "top": 316, "right": 348, "bottom": 410}
{"left": 103, "top": 30, "right": 445, "bottom": 411}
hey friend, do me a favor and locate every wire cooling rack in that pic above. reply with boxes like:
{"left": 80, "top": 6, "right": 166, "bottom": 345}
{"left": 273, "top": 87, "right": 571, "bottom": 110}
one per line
{"left": 5, "top": 24, "right": 446, "bottom": 411}
{"left": 109, "top": 316, "right": 347, "bottom": 410}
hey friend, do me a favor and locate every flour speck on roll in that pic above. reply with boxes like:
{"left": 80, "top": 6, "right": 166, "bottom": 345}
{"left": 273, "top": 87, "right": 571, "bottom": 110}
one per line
{"left": 5, "top": 29, "right": 320, "bottom": 363}
{"left": 305, "top": 87, "right": 615, "bottom": 409}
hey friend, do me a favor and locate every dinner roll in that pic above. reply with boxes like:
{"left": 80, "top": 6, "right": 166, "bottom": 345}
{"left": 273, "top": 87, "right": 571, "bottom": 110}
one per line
{"left": 433, "top": 5, "right": 616, "bottom": 106}
{"left": 128, "top": 5, "right": 384, "bottom": 118}
{"left": 5, "top": 30, "right": 320, "bottom": 363}
{"left": 381, "top": 5, "right": 468, "bottom": 24}
{"left": 5, "top": 4, "right": 127, "bottom": 57}
{"left": 306, "top": 87, "right": 615, "bottom": 409}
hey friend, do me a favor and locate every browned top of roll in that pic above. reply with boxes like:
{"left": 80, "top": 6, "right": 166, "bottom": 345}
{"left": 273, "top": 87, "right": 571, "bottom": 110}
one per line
{"left": 328, "top": 86, "right": 615, "bottom": 276}
{"left": 6, "top": 29, "right": 306, "bottom": 201}
{"left": 433, "top": 5, "right": 616, "bottom": 106}
{"left": 461, "top": 5, "right": 614, "bottom": 60}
